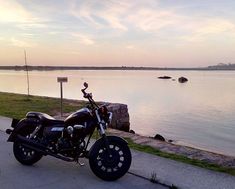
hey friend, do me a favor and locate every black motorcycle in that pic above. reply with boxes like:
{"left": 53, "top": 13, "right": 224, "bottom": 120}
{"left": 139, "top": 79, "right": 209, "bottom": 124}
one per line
{"left": 6, "top": 82, "right": 132, "bottom": 181}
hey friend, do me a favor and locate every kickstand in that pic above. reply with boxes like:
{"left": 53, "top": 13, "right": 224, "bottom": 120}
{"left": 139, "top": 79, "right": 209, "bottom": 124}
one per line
{"left": 76, "top": 159, "right": 85, "bottom": 166}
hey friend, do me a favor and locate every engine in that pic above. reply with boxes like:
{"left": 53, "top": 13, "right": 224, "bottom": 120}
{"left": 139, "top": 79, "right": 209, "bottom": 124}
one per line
{"left": 42, "top": 124, "right": 86, "bottom": 158}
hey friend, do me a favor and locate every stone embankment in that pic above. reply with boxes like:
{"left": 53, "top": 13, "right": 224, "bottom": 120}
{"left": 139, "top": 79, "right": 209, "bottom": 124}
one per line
{"left": 57, "top": 102, "right": 235, "bottom": 169}
{"left": 108, "top": 128, "right": 235, "bottom": 169}
{"left": 106, "top": 104, "right": 235, "bottom": 168}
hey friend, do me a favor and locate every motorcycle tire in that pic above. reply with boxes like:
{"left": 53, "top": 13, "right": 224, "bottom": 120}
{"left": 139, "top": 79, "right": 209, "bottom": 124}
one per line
{"left": 13, "top": 129, "right": 43, "bottom": 166}
{"left": 89, "top": 136, "right": 132, "bottom": 181}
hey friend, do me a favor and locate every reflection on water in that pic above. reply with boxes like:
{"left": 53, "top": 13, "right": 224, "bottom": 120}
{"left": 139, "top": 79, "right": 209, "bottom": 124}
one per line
{"left": 1, "top": 70, "right": 235, "bottom": 156}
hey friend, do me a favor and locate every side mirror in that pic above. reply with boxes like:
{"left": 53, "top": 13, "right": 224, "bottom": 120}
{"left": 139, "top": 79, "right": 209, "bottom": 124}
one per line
{"left": 84, "top": 82, "right": 88, "bottom": 89}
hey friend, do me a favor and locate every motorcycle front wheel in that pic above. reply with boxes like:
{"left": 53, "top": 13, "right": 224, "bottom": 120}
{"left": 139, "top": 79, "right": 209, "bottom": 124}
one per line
{"left": 89, "top": 136, "right": 132, "bottom": 181}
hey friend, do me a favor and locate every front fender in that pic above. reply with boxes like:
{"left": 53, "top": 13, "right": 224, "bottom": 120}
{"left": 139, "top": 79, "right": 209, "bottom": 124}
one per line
{"left": 89, "top": 135, "right": 128, "bottom": 157}
{"left": 7, "top": 118, "right": 39, "bottom": 142}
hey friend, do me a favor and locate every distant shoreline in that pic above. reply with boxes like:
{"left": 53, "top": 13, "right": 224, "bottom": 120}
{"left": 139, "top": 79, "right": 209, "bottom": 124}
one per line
{"left": 1, "top": 65, "right": 235, "bottom": 71}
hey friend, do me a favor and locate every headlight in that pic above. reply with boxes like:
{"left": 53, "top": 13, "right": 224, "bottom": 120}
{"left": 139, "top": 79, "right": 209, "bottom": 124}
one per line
{"left": 98, "top": 105, "right": 111, "bottom": 122}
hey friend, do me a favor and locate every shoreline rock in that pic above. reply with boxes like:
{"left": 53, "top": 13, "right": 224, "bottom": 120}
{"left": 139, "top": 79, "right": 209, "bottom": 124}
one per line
{"left": 178, "top": 77, "right": 188, "bottom": 83}
{"left": 108, "top": 128, "right": 235, "bottom": 169}
{"left": 55, "top": 102, "right": 131, "bottom": 132}
{"left": 158, "top": 76, "right": 172, "bottom": 79}
{"left": 154, "top": 134, "right": 165, "bottom": 141}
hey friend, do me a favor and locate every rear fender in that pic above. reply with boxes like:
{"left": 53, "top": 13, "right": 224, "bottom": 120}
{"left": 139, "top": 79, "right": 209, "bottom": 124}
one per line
{"left": 7, "top": 118, "right": 39, "bottom": 142}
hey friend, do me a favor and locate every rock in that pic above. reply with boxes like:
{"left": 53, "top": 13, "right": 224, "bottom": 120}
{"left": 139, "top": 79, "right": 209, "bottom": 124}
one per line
{"left": 107, "top": 103, "right": 130, "bottom": 132}
{"left": 168, "top": 139, "right": 173, "bottom": 143}
{"left": 178, "top": 77, "right": 188, "bottom": 83}
{"left": 154, "top": 134, "right": 165, "bottom": 141}
{"left": 158, "top": 76, "right": 172, "bottom": 79}
{"left": 129, "top": 130, "right": 135, "bottom": 134}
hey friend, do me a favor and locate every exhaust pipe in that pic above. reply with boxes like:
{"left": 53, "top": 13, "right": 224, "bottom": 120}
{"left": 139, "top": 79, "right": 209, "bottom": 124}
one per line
{"left": 6, "top": 129, "right": 13, "bottom": 135}
{"left": 16, "top": 135, "right": 74, "bottom": 162}
{"left": 16, "top": 135, "right": 47, "bottom": 155}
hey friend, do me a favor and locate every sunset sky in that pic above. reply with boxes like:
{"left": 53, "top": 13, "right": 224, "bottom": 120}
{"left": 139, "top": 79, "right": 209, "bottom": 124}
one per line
{"left": 0, "top": 0, "right": 235, "bottom": 67}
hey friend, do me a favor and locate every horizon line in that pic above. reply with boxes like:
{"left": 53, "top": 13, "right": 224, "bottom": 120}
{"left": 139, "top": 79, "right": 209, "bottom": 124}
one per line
{"left": 0, "top": 65, "right": 235, "bottom": 71}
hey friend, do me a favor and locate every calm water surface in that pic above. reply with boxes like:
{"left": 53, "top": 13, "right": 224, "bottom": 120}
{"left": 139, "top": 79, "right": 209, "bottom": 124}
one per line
{"left": 1, "top": 70, "right": 235, "bottom": 157}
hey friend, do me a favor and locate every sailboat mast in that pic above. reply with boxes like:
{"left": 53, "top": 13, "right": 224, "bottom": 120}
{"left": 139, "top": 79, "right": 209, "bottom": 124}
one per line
{"left": 24, "top": 49, "right": 30, "bottom": 96}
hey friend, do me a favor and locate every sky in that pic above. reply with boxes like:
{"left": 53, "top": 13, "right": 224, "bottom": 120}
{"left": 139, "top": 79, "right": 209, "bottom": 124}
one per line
{"left": 0, "top": 0, "right": 235, "bottom": 67}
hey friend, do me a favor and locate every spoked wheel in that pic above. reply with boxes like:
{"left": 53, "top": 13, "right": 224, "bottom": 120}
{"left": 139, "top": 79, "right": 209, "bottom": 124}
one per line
{"left": 89, "top": 136, "right": 132, "bottom": 181}
{"left": 13, "top": 132, "right": 42, "bottom": 165}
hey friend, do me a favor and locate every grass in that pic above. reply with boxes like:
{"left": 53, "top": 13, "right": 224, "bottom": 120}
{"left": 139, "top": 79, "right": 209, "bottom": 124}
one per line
{"left": 1, "top": 92, "right": 235, "bottom": 177}
{"left": 0, "top": 92, "right": 86, "bottom": 119}
{"left": 150, "top": 171, "right": 158, "bottom": 183}
{"left": 125, "top": 138, "right": 235, "bottom": 176}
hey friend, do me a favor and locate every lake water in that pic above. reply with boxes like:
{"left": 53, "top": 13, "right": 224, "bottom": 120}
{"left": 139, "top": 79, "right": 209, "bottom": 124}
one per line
{"left": 1, "top": 70, "right": 235, "bottom": 157}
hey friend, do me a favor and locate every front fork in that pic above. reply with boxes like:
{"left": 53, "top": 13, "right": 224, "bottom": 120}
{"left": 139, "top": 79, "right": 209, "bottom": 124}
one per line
{"left": 95, "top": 109, "right": 106, "bottom": 136}
{"left": 95, "top": 110, "right": 111, "bottom": 155}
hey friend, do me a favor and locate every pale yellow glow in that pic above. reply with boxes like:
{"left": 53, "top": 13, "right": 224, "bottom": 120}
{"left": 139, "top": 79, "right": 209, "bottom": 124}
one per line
{"left": 0, "top": 0, "right": 32, "bottom": 23}
{"left": 1, "top": 1, "right": 235, "bottom": 67}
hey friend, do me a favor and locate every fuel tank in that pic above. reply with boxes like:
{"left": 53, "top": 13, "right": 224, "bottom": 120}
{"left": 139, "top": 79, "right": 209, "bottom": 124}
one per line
{"left": 64, "top": 108, "right": 96, "bottom": 136}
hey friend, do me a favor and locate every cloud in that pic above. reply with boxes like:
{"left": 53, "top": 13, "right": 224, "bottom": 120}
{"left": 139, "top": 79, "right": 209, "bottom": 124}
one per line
{"left": 0, "top": 0, "right": 47, "bottom": 31}
{"left": 98, "top": 11, "right": 127, "bottom": 31}
{"left": 70, "top": 1, "right": 104, "bottom": 29}
{"left": 128, "top": 8, "right": 179, "bottom": 32}
{"left": 69, "top": 0, "right": 130, "bottom": 31}
{"left": 17, "top": 22, "right": 47, "bottom": 30}
{"left": 126, "top": 45, "right": 135, "bottom": 49}
{"left": 69, "top": 0, "right": 235, "bottom": 47}
{"left": 48, "top": 31, "right": 59, "bottom": 35}
{"left": 69, "top": 0, "right": 182, "bottom": 34}
{"left": 97, "top": 1, "right": 130, "bottom": 31}
{"left": 196, "top": 19, "right": 235, "bottom": 35}
{"left": 180, "top": 19, "right": 235, "bottom": 42}
{"left": 11, "top": 38, "right": 34, "bottom": 47}
{"left": 0, "top": 0, "right": 31, "bottom": 23}
{"left": 21, "top": 33, "right": 35, "bottom": 36}
{"left": 72, "top": 33, "right": 95, "bottom": 45}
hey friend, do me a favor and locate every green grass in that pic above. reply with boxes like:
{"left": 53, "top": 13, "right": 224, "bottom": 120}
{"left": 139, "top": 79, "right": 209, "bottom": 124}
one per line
{"left": 125, "top": 138, "right": 235, "bottom": 176}
{"left": 0, "top": 92, "right": 86, "bottom": 119}
{"left": 1, "top": 92, "right": 235, "bottom": 176}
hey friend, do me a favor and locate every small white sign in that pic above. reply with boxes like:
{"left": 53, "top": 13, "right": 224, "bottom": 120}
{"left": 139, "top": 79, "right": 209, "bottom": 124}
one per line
{"left": 57, "top": 77, "right": 68, "bottom": 83}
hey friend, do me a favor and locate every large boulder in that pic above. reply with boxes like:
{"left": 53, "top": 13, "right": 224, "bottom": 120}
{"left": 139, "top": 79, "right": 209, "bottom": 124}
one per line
{"left": 178, "top": 77, "right": 188, "bottom": 83}
{"left": 107, "top": 103, "right": 130, "bottom": 132}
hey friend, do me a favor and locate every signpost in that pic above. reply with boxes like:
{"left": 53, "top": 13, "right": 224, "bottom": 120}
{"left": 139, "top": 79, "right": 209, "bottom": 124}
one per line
{"left": 57, "top": 77, "right": 68, "bottom": 116}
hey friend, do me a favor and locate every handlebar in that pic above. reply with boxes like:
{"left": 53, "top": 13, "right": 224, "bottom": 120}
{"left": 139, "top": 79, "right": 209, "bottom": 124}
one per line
{"left": 81, "top": 82, "right": 88, "bottom": 96}
{"left": 81, "top": 82, "right": 98, "bottom": 109}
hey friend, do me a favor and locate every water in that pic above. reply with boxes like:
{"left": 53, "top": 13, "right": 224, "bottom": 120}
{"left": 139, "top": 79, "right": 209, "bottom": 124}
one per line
{"left": 1, "top": 70, "right": 235, "bottom": 157}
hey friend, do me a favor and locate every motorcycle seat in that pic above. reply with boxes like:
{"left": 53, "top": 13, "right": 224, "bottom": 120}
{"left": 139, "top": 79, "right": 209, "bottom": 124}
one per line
{"left": 26, "top": 112, "right": 64, "bottom": 125}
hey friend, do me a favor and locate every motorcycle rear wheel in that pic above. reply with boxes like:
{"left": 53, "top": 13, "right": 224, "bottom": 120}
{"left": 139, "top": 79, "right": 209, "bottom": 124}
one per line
{"left": 89, "top": 136, "right": 131, "bottom": 181}
{"left": 13, "top": 129, "right": 43, "bottom": 165}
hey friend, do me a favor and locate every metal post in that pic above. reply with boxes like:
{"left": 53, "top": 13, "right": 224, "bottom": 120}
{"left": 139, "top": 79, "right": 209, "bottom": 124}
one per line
{"left": 24, "top": 49, "right": 30, "bottom": 96}
{"left": 60, "top": 82, "right": 63, "bottom": 116}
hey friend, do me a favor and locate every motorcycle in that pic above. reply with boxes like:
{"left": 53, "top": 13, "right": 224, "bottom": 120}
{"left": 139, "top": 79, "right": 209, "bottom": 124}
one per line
{"left": 5, "top": 82, "right": 132, "bottom": 181}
